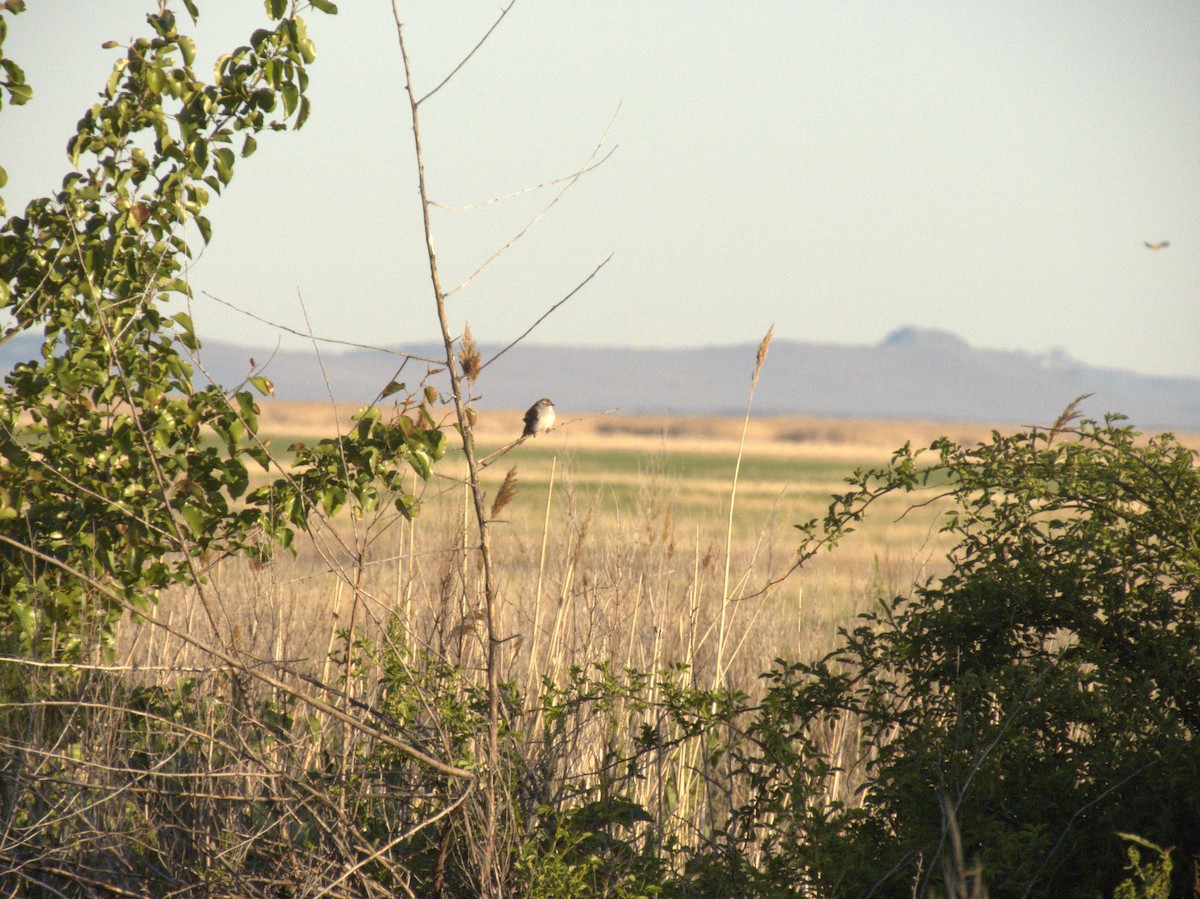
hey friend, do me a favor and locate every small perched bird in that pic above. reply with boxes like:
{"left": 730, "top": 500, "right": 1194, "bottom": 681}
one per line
{"left": 1144, "top": 241, "right": 1170, "bottom": 251}
{"left": 522, "top": 398, "right": 555, "bottom": 437}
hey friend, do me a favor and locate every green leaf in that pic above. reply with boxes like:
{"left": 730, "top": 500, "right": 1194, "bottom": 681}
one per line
{"left": 395, "top": 494, "right": 419, "bottom": 519}
{"left": 358, "top": 485, "right": 380, "bottom": 513}
{"left": 144, "top": 65, "right": 165, "bottom": 95}
{"left": 1, "top": 56, "right": 26, "bottom": 86}
{"left": 281, "top": 83, "right": 298, "bottom": 117}
{"left": 264, "top": 0, "right": 287, "bottom": 19}
{"left": 381, "top": 380, "right": 405, "bottom": 398}
{"left": 310, "top": 0, "right": 338, "bottom": 13}
{"left": 7, "top": 82, "right": 33, "bottom": 105}
{"left": 172, "top": 311, "right": 198, "bottom": 349}
{"left": 249, "top": 375, "right": 274, "bottom": 397}
{"left": 297, "top": 37, "right": 317, "bottom": 64}
{"left": 321, "top": 486, "right": 345, "bottom": 516}
{"left": 181, "top": 504, "right": 205, "bottom": 538}
{"left": 236, "top": 391, "right": 257, "bottom": 422}
{"left": 196, "top": 214, "right": 212, "bottom": 244}
{"left": 409, "top": 449, "right": 432, "bottom": 481}
{"left": 263, "top": 58, "right": 282, "bottom": 89}
{"left": 214, "top": 146, "right": 234, "bottom": 185}
{"left": 11, "top": 600, "right": 36, "bottom": 641}
{"left": 241, "top": 134, "right": 257, "bottom": 157}
{"left": 178, "top": 35, "right": 196, "bottom": 67}
{"left": 68, "top": 132, "right": 88, "bottom": 166}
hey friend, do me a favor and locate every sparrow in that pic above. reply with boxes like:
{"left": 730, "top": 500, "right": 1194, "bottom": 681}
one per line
{"left": 1144, "top": 241, "right": 1170, "bottom": 251}
{"left": 522, "top": 397, "right": 555, "bottom": 437}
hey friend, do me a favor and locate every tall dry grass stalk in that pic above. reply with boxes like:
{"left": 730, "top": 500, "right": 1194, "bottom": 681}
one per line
{"left": 717, "top": 324, "right": 773, "bottom": 687}
{"left": 525, "top": 456, "right": 557, "bottom": 699}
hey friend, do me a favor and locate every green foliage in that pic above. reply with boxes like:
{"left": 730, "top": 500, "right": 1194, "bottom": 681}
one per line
{"left": 0, "top": 1, "right": 31, "bottom": 218}
{"left": 732, "top": 417, "right": 1200, "bottom": 896}
{"left": 514, "top": 800, "right": 662, "bottom": 899}
{"left": 0, "top": 4, "right": 456, "bottom": 664}
{"left": 253, "top": 401, "right": 445, "bottom": 549}
{"left": 1113, "top": 833, "right": 1174, "bottom": 899}
{"left": 350, "top": 626, "right": 735, "bottom": 897}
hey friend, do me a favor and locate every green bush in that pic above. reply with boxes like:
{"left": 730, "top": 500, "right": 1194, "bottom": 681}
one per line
{"left": 359, "top": 627, "right": 699, "bottom": 897}
{"left": 0, "top": 2, "right": 446, "bottom": 665}
{"left": 733, "top": 417, "right": 1200, "bottom": 896}
{"left": 0, "top": 4, "right": 331, "bottom": 658}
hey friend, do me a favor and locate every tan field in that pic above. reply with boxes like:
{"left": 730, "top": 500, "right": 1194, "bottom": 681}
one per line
{"left": 129, "top": 401, "right": 1199, "bottom": 694}
{"left": 127, "top": 400, "right": 1197, "bottom": 690}
{"left": 256, "top": 400, "right": 1013, "bottom": 454}
{"left": 130, "top": 401, "right": 1051, "bottom": 695}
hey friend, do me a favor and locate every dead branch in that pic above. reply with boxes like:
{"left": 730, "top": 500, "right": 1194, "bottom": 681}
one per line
{"left": 443, "top": 108, "right": 620, "bottom": 298}
{"left": 482, "top": 253, "right": 613, "bottom": 371}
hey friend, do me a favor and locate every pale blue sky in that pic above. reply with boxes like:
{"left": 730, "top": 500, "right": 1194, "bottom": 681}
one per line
{"left": 4, "top": 2, "right": 1199, "bottom": 377}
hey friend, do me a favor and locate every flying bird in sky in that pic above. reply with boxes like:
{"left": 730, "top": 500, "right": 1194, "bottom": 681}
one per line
{"left": 1144, "top": 241, "right": 1170, "bottom": 251}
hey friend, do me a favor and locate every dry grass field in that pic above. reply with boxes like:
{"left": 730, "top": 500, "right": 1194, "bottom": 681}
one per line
{"left": 131, "top": 401, "right": 1200, "bottom": 692}
{"left": 129, "top": 401, "right": 1030, "bottom": 694}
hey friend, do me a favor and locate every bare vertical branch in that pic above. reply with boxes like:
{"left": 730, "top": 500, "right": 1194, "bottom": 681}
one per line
{"left": 391, "top": 6, "right": 509, "bottom": 890}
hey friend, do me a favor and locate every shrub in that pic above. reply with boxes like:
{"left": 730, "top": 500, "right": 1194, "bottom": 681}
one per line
{"left": 0, "top": 4, "right": 337, "bottom": 659}
{"left": 734, "top": 416, "right": 1200, "bottom": 896}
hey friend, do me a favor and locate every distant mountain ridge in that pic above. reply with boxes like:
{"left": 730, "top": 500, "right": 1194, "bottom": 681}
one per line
{"left": 3, "top": 327, "right": 1198, "bottom": 429}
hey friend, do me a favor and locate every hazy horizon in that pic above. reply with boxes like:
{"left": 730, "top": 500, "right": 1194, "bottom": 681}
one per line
{"left": 5, "top": 321, "right": 1198, "bottom": 384}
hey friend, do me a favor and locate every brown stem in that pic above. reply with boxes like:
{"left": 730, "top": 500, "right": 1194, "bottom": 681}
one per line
{"left": 393, "top": 10, "right": 504, "bottom": 892}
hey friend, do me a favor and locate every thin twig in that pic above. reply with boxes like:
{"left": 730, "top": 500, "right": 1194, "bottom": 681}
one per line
{"left": 444, "top": 107, "right": 620, "bottom": 297}
{"left": 203, "top": 289, "right": 441, "bottom": 364}
{"left": 429, "top": 146, "right": 617, "bottom": 210}
{"left": 313, "top": 784, "right": 475, "bottom": 898}
{"left": 415, "top": 1, "right": 518, "bottom": 106}
{"left": 482, "top": 253, "right": 613, "bottom": 371}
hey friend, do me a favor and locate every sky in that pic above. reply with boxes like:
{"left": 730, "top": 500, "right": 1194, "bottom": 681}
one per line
{"left": 3, "top": 2, "right": 1199, "bottom": 379}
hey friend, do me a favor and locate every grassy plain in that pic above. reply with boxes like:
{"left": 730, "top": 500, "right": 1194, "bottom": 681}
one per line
{"left": 142, "top": 400, "right": 1200, "bottom": 691}
{"left": 133, "top": 402, "right": 1017, "bottom": 693}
